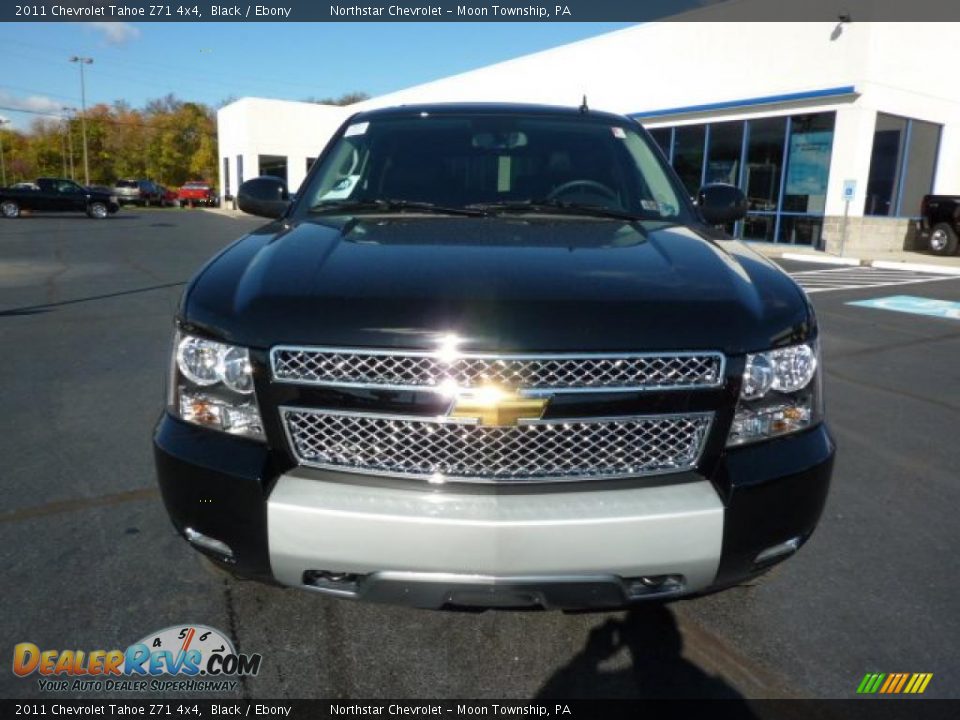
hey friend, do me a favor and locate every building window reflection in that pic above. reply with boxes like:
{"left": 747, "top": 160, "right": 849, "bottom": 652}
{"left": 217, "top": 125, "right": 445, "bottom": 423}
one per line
{"left": 783, "top": 113, "right": 835, "bottom": 215}
{"left": 646, "top": 112, "right": 836, "bottom": 245}
{"left": 865, "top": 113, "right": 941, "bottom": 217}
{"left": 672, "top": 125, "right": 706, "bottom": 197}
{"left": 744, "top": 117, "right": 785, "bottom": 213}
{"left": 705, "top": 121, "right": 743, "bottom": 186}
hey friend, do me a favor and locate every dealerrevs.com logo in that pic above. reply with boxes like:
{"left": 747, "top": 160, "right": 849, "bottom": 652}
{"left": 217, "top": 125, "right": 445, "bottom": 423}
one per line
{"left": 13, "top": 625, "right": 262, "bottom": 693}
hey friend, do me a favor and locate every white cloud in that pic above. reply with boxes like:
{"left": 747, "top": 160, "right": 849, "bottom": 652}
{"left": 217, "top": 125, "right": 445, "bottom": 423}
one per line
{"left": 0, "top": 90, "right": 63, "bottom": 115}
{"left": 88, "top": 22, "right": 141, "bottom": 45}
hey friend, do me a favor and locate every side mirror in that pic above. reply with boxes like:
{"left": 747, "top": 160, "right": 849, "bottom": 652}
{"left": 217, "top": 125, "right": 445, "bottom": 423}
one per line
{"left": 697, "top": 183, "right": 747, "bottom": 226}
{"left": 238, "top": 176, "right": 290, "bottom": 219}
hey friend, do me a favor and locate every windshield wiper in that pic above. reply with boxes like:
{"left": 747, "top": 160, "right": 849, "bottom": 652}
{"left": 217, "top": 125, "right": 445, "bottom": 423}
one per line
{"left": 466, "top": 199, "right": 646, "bottom": 222}
{"left": 310, "top": 199, "right": 485, "bottom": 217}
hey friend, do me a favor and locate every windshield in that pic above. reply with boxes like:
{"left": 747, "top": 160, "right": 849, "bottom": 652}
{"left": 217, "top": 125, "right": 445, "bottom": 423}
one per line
{"left": 297, "top": 113, "right": 691, "bottom": 222}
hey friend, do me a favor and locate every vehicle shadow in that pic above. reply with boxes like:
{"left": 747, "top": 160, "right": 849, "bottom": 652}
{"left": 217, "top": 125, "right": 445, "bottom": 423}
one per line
{"left": 536, "top": 605, "right": 756, "bottom": 706}
{"left": 0, "top": 281, "right": 186, "bottom": 317}
{"left": 7, "top": 213, "right": 144, "bottom": 220}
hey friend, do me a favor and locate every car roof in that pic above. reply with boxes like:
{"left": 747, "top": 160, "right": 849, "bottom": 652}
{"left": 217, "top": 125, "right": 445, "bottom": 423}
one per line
{"left": 349, "top": 102, "right": 633, "bottom": 125}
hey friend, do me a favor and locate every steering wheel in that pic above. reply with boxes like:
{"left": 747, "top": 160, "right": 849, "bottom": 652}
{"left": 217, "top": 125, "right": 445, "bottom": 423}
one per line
{"left": 546, "top": 179, "right": 619, "bottom": 203}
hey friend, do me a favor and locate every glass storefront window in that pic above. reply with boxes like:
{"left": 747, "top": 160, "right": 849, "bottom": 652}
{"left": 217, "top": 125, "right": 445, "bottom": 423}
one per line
{"left": 744, "top": 117, "right": 785, "bottom": 213}
{"left": 864, "top": 113, "right": 908, "bottom": 216}
{"left": 779, "top": 215, "right": 823, "bottom": 246}
{"left": 705, "top": 121, "right": 743, "bottom": 185}
{"left": 782, "top": 113, "right": 835, "bottom": 214}
{"left": 672, "top": 124, "right": 705, "bottom": 197}
{"left": 647, "top": 127, "right": 672, "bottom": 158}
{"left": 742, "top": 214, "right": 776, "bottom": 242}
{"left": 645, "top": 111, "right": 841, "bottom": 245}
{"left": 899, "top": 119, "right": 941, "bottom": 217}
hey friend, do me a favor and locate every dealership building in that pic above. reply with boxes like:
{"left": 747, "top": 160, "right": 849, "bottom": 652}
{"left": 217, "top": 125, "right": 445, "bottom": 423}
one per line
{"left": 217, "top": 12, "right": 960, "bottom": 253}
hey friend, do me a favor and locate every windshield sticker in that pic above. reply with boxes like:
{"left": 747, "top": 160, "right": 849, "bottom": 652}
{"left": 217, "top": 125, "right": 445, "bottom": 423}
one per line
{"left": 320, "top": 175, "right": 360, "bottom": 200}
{"left": 344, "top": 122, "right": 369, "bottom": 137}
{"left": 640, "top": 199, "right": 659, "bottom": 212}
{"left": 611, "top": 127, "right": 627, "bottom": 139}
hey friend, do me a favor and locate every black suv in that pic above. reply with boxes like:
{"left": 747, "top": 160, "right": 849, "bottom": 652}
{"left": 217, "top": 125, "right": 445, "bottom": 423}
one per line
{"left": 154, "top": 104, "right": 834, "bottom": 610}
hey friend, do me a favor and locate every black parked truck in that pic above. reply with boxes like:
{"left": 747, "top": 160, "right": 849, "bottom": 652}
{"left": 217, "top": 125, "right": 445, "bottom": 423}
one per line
{"left": 154, "top": 103, "right": 835, "bottom": 610}
{"left": 0, "top": 177, "right": 119, "bottom": 219}
{"left": 918, "top": 194, "right": 960, "bottom": 256}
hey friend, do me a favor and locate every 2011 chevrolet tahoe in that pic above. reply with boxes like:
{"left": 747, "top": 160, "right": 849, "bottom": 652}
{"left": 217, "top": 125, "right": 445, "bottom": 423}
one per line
{"left": 153, "top": 103, "right": 834, "bottom": 610}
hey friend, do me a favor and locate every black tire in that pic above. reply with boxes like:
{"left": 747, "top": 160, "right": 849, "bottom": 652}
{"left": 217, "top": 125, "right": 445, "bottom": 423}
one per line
{"left": 1, "top": 200, "right": 20, "bottom": 219}
{"left": 928, "top": 222, "right": 959, "bottom": 256}
{"left": 87, "top": 202, "right": 109, "bottom": 219}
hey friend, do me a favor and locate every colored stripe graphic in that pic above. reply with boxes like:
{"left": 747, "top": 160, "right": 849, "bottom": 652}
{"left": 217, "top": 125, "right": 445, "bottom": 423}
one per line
{"left": 857, "top": 672, "right": 932, "bottom": 694}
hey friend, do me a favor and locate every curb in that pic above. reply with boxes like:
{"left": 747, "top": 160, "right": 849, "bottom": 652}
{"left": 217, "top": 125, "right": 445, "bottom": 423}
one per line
{"left": 775, "top": 252, "right": 960, "bottom": 276}
{"left": 869, "top": 260, "right": 960, "bottom": 276}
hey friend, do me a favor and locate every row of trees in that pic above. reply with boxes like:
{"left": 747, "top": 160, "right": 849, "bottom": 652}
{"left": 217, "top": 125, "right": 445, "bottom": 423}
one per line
{"left": 0, "top": 94, "right": 218, "bottom": 188}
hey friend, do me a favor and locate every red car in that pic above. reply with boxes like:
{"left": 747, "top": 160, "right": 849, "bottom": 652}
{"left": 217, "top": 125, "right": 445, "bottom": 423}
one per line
{"left": 178, "top": 181, "right": 218, "bottom": 207}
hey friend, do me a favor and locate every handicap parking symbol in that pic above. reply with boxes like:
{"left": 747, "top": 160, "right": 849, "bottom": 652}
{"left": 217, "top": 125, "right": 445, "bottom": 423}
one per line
{"left": 848, "top": 295, "right": 960, "bottom": 320}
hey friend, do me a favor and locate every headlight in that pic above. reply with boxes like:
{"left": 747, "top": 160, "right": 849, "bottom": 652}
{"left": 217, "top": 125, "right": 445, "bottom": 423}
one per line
{"left": 169, "top": 331, "right": 264, "bottom": 440}
{"left": 727, "top": 340, "right": 821, "bottom": 446}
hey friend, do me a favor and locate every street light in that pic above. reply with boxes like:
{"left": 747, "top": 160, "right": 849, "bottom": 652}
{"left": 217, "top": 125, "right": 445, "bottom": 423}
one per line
{"left": 62, "top": 107, "right": 77, "bottom": 181}
{"left": 69, "top": 55, "right": 93, "bottom": 186}
{"left": 0, "top": 117, "right": 9, "bottom": 187}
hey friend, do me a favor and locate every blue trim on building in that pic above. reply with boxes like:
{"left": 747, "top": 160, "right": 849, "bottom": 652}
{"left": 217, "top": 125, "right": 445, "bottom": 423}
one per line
{"left": 630, "top": 86, "right": 857, "bottom": 120}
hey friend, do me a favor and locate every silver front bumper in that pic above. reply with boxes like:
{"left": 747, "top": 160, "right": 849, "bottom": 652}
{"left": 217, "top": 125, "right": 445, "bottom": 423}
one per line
{"left": 267, "top": 472, "right": 724, "bottom": 608}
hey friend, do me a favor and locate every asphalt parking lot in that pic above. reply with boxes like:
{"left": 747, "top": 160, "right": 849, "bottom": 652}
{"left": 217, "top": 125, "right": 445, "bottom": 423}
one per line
{"left": 1, "top": 210, "right": 958, "bottom": 701}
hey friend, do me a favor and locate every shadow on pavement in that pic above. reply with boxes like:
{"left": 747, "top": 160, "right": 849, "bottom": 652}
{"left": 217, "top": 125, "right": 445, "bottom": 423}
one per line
{"left": 536, "top": 605, "right": 755, "bottom": 706}
{"left": 0, "top": 281, "right": 186, "bottom": 317}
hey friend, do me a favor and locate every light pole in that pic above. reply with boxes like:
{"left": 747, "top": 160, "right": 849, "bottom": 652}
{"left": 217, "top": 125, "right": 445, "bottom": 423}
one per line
{"left": 62, "top": 107, "right": 77, "bottom": 181}
{"left": 0, "top": 117, "right": 9, "bottom": 187}
{"left": 70, "top": 56, "right": 93, "bottom": 186}
{"left": 60, "top": 119, "right": 67, "bottom": 177}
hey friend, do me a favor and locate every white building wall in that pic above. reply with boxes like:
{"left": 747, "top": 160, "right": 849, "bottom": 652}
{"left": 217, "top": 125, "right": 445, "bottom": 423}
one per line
{"left": 216, "top": 13, "right": 960, "bottom": 247}
{"left": 217, "top": 98, "right": 349, "bottom": 200}
{"left": 351, "top": 21, "right": 868, "bottom": 117}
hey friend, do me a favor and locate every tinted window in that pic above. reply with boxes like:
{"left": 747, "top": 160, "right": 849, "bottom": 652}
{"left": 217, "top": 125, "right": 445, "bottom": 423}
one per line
{"left": 300, "top": 114, "right": 690, "bottom": 221}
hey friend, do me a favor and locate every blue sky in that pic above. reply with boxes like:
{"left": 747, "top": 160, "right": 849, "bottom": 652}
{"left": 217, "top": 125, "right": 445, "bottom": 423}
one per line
{"left": 0, "top": 22, "right": 636, "bottom": 129}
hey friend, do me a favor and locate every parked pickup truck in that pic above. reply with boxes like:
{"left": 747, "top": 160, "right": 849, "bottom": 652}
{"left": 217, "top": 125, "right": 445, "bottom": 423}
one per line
{"left": 1, "top": 177, "right": 119, "bottom": 219}
{"left": 154, "top": 103, "right": 834, "bottom": 610}
{"left": 918, "top": 195, "right": 960, "bottom": 256}
{"left": 178, "top": 181, "right": 217, "bottom": 207}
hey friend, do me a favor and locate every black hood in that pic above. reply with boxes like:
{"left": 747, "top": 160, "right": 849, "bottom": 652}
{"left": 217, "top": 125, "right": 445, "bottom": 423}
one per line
{"left": 183, "top": 216, "right": 811, "bottom": 354}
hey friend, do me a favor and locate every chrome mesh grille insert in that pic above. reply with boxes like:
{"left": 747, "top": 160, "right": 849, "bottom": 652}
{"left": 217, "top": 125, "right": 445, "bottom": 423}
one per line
{"left": 271, "top": 348, "right": 724, "bottom": 392}
{"left": 281, "top": 408, "right": 712, "bottom": 483}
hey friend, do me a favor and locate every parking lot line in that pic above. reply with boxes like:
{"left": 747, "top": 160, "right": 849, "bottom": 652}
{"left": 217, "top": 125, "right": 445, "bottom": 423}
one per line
{"left": 788, "top": 266, "right": 960, "bottom": 294}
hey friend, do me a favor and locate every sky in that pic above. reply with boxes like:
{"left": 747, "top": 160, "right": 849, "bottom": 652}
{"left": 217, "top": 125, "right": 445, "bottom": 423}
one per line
{"left": 0, "top": 22, "right": 640, "bottom": 130}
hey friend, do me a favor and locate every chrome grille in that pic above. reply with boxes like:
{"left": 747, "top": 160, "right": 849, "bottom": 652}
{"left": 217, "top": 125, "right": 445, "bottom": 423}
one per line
{"left": 271, "top": 347, "right": 724, "bottom": 392}
{"left": 281, "top": 408, "right": 712, "bottom": 483}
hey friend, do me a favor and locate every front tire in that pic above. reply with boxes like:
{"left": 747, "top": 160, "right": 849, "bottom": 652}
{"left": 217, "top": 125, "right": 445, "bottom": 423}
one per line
{"left": 928, "top": 223, "right": 959, "bottom": 256}
{"left": 87, "top": 202, "right": 109, "bottom": 219}
{"left": 1, "top": 200, "right": 20, "bottom": 218}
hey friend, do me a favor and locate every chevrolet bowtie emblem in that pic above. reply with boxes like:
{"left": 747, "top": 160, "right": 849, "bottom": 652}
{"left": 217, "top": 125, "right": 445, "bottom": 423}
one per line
{"left": 448, "top": 387, "right": 548, "bottom": 427}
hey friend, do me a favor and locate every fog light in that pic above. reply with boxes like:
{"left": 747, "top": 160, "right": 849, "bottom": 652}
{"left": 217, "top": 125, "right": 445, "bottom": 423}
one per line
{"left": 184, "top": 527, "right": 235, "bottom": 561}
{"left": 754, "top": 536, "right": 801, "bottom": 565}
{"left": 303, "top": 570, "right": 363, "bottom": 597}
{"left": 727, "top": 396, "right": 813, "bottom": 446}
{"left": 625, "top": 574, "right": 685, "bottom": 598}
{"left": 179, "top": 390, "right": 263, "bottom": 437}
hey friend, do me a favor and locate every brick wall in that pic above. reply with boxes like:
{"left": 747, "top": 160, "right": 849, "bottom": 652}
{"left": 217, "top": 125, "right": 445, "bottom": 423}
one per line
{"left": 821, "top": 216, "right": 918, "bottom": 254}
